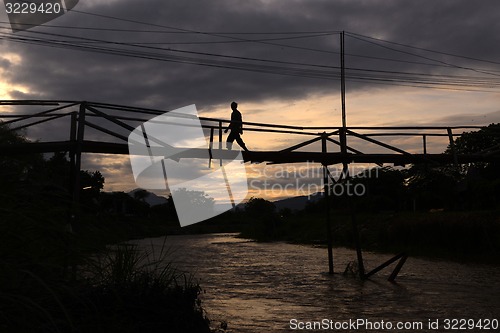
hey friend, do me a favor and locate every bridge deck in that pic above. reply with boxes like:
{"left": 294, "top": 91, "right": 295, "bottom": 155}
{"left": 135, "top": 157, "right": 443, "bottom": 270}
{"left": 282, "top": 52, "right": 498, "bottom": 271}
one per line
{"left": 1, "top": 140, "right": 498, "bottom": 166}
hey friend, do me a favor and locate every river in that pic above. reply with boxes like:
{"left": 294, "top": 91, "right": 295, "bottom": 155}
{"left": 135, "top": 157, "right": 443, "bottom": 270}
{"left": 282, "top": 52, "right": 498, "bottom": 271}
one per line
{"left": 133, "top": 233, "right": 500, "bottom": 333}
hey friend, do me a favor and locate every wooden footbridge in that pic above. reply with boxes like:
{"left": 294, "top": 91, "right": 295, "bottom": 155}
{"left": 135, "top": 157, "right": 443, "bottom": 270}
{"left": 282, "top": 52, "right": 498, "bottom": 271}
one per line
{"left": 1, "top": 100, "right": 496, "bottom": 165}
{"left": 1, "top": 100, "right": 499, "bottom": 280}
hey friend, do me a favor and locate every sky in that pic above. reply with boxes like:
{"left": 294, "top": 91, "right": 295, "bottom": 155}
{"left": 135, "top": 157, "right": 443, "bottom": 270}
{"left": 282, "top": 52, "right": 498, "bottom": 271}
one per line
{"left": 1, "top": 0, "right": 500, "bottom": 201}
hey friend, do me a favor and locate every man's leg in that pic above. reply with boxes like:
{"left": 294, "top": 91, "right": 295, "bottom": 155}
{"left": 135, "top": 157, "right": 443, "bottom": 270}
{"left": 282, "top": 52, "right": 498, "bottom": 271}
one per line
{"left": 236, "top": 135, "right": 249, "bottom": 151}
{"left": 226, "top": 132, "right": 235, "bottom": 150}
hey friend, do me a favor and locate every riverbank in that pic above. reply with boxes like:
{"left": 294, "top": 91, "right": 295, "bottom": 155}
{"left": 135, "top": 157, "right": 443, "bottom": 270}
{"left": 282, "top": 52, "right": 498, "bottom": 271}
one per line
{"left": 239, "top": 209, "right": 500, "bottom": 264}
{"left": 0, "top": 209, "right": 212, "bottom": 333}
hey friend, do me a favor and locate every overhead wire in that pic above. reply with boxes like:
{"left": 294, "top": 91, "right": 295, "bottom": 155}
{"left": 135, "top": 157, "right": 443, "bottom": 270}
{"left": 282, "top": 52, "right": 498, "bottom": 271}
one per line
{"left": 2, "top": 28, "right": 500, "bottom": 92}
{"left": 346, "top": 31, "right": 500, "bottom": 66}
{"left": 1, "top": 6, "right": 500, "bottom": 92}
{"left": 345, "top": 32, "right": 500, "bottom": 77}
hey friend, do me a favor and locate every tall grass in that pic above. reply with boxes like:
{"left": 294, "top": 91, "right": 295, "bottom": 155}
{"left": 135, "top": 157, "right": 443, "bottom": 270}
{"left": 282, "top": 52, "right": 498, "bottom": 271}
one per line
{"left": 0, "top": 194, "right": 211, "bottom": 333}
{"left": 73, "top": 239, "right": 210, "bottom": 333}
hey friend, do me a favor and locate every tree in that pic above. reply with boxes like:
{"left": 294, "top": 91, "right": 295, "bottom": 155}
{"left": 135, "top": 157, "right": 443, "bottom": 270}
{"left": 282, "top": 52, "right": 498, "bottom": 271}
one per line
{"left": 448, "top": 123, "right": 500, "bottom": 155}
{"left": 244, "top": 197, "right": 278, "bottom": 240}
{"left": 0, "top": 124, "right": 106, "bottom": 210}
{"left": 245, "top": 197, "right": 276, "bottom": 218}
{"left": 446, "top": 123, "right": 500, "bottom": 177}
{"left": 352, "top": 166, "right": 407, "bottom": 212}
{"left": 0, "top": 123, "right": 44, "bottom": 188}
{"left": 404, "top": 164, "right": 458, "bottom": 210}
{"left": 133, "top": 189, "right": 149, "bottom": 202}
{"left": 80, "top": 170, "right": 105, "bottom": 208}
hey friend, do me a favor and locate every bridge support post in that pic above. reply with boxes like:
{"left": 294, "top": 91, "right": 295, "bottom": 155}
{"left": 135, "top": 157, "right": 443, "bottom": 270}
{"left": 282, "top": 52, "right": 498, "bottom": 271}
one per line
{"left": 348, "top": 195, "right": 365, "bottom": 279}
{"left": 447, "top": 128, "right": 459, "bottom": 166}
{"left": 68, "top": 111, "right": 77, "bottom": 229}
{"left": 70, "top": 102, "right": 86, "bottom": 232}
{"left": 322, "top": 133, "right": 334, "bottom": 274}
{"left": 219, "top": 121, "right": 223, "bottom": 167}
{"left": 208, "top": 127, "right": 214, "bottom": 168}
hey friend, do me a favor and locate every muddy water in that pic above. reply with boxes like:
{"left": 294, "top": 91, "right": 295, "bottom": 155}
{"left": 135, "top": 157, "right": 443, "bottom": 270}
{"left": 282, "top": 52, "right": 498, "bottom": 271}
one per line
{"left": 134, "top": 234, "right": 500, "bottom": 332}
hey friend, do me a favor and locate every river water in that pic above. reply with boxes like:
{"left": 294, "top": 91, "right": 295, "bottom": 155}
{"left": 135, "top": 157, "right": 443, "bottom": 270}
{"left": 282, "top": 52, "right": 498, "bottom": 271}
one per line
{"left": 133, "top": 234, "right": 500, "bottom": 333}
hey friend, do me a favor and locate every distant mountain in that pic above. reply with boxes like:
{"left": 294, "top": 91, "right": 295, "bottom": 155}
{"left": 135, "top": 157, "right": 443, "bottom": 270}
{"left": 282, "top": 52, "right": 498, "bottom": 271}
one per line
{"left": 124, "top": 189, "right": 321, "bottom": 211}
{"left": 128, "top": 188, "right": 168, "bottom": 207}
{"left": 273, "top": 192, "right": 323, "bottom": 211}
{"left": 235, "top": 193, "right": 323, "bottom": 212}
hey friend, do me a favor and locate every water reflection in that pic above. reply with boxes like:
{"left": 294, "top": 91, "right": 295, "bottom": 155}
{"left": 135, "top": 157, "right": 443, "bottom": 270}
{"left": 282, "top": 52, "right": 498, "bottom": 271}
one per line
{"left": 134, "top": 234, "right": 500, "bottom": 332}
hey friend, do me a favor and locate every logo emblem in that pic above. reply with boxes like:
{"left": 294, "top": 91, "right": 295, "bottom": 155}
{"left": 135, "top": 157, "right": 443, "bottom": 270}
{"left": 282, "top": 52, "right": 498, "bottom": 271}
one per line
{"left": 128, "top": 105, "right": 248, "bottom": 227}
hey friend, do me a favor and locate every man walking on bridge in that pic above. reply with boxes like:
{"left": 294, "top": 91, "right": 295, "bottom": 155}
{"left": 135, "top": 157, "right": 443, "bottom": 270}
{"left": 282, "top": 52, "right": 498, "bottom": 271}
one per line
{"left": 224, "top": 101, "right": 249, "bottom": 151}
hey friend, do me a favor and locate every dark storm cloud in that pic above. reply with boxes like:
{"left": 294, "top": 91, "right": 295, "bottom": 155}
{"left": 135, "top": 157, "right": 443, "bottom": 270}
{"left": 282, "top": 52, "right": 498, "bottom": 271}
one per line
{"left": 2, "top": 0, "right": 500, "bottom": 111}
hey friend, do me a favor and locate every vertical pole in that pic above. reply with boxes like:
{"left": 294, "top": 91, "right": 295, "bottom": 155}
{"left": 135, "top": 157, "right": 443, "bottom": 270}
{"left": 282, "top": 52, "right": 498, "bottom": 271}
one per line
{"left": 64, "top": 111, "right": 78, "bottom": 279}
{"left": 447, "top": 128, "right": 458, "bottom": 166}
{"left": 349, "top": 197, "right": 365, "bottom": 278}
{"left": 219, "top": 121, "right": 223, "bottom": 167}
{"left": 208, "top": 127, "right": 214, "bottom": 168}
{"left": 340, "top": 31, "right": 363, "bottom": 277}
{"left": 339, "top": 31, "right": 348, "bottom": 168}
{"left": 422, "top": 134, "right": 427, "bottom": 156}
{"left": 423, "top": 134, "right": 428, "bottom": 172}
{"left": 69, "top": 112, "right": 77, "bottom": 210}
{"left": 340, "top": 31, "right": 346, "bottom": 130}
{"left": 322, "top": 133, "right": 334, "bottom": 274}
{"left": 71, "top": 102, "right": 86, "bottom": 232}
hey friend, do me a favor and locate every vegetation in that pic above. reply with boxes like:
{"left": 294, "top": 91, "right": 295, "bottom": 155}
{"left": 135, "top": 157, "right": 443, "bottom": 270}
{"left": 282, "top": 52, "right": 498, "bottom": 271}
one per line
{"left": 0, "top": 123, "right": 211, "bottom": 332}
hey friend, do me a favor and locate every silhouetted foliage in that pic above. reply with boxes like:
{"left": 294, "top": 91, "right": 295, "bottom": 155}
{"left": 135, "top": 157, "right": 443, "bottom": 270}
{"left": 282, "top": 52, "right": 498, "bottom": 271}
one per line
{"left": 133, "top": 188, "right": 149, "bottom": 202}
{"left": 242, "top": 197, "right": 280, "bottom": 240}
{"left": 351, "top": 166, "right": 407, "bottom": 212}
{"left": 0, "top": 123, "right": 211, "bottom": 332}
{"left": 245, "top": 197, "right": 276, "bottom": 218}
{"left": 0, "top": 123, "right": 45, "bottom": 188}
{"left": 447, "top": 123, "right": 500, "bottom": 156}
{"left": 446, "top": 123, "right": 500, "bottom": 175}
{"left": 443, "top": 123, "right": 500, "bottom": 209}
{"left": 404, "top": 164, "right": 459, "bottom": 210}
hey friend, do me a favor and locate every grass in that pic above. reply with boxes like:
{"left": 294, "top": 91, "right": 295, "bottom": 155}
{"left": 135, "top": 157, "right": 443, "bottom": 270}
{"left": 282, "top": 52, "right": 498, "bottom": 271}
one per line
{"left": 72, "top": 239, "right": 211, "bottom": 333}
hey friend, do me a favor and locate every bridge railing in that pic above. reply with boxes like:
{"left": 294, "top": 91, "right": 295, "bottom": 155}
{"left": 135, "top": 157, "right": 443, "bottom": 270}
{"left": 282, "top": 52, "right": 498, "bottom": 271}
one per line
{"left": 0, "top": 100, "right": 497, "bottom": 167}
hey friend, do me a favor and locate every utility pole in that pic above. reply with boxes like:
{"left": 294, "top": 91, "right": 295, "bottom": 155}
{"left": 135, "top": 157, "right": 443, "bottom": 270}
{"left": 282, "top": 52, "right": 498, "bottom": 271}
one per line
{"left": 340, "top": 31, "right": 346, "bottom": 130}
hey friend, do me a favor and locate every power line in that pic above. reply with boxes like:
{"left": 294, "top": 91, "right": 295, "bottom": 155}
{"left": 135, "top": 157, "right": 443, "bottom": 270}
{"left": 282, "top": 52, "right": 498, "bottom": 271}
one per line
{"left": 0, "top": 21, "right": 338, "bottom": 45}
{"left": 7, "top": 19, "right": 500, "bottom": 74}
{"left": 4, "top": 30, "right": 498, "bottom": 91}
{"left": 9, "top": 27, "right": 500, "bottom": 83}
{"left": 2, "top": 7, "right": 500, "bottom": 92}
{"left": 346, "top": 31, "right": 500, "bottom": 66}
{"left": 0, "top": 21, "right": 340, "bottom": 35}
{"left": 11, "top": 1, "right": 500, "bottom": 75}
{"left": 345, "top": 32, "right": 500, "bottom": 78}
{"left": 3, "top": 29, "right": 500, "bottom": 92}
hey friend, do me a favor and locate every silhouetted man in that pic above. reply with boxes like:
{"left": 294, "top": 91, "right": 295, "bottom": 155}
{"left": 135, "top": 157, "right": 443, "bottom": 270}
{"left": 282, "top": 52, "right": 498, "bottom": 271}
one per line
{"left": 225, "top": 101, "right": 248, "bottom": 151}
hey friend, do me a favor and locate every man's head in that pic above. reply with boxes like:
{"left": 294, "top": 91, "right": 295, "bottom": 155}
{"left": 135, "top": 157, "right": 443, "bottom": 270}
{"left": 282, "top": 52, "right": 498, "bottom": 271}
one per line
{"left": 231, "top": 101, "right": 238, "bottom": 110}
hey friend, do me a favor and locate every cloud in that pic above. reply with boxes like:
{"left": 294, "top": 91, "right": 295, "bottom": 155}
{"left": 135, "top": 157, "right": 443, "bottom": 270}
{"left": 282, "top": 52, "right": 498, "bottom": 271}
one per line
{"left": 2, "top": 0, "right": 499, "bottom": 109}
{"left": 431, "top": 110, "right": 500, "bottom": 127}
